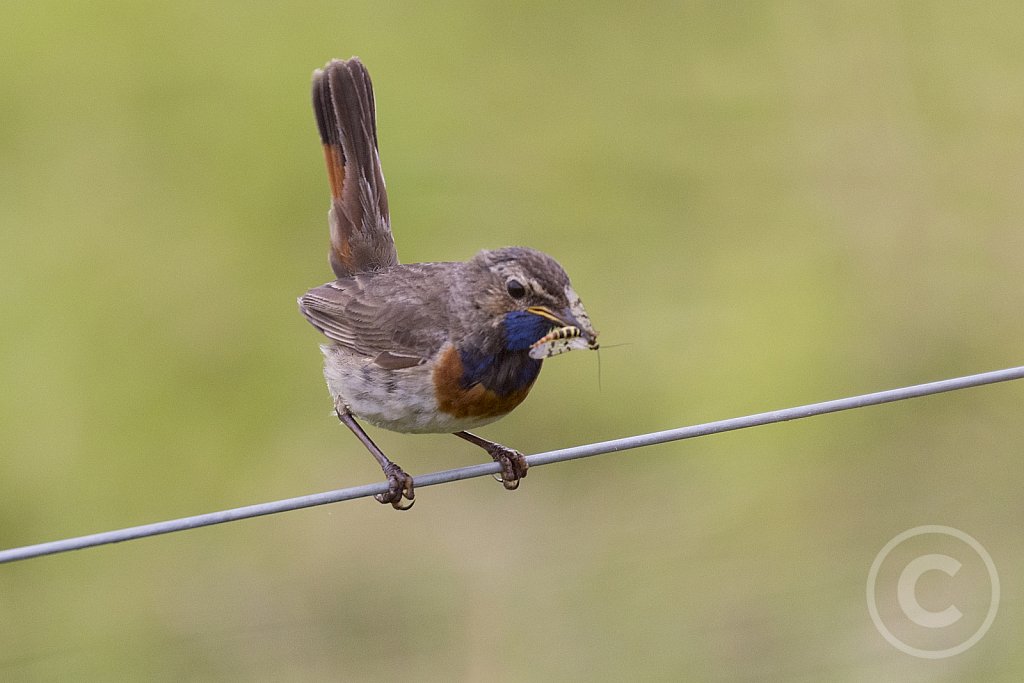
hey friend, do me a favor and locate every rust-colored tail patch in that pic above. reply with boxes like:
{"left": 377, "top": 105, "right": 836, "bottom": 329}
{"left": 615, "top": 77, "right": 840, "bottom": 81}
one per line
{"left": 312, "top": 69, "right": 346, "bottom": 202}
{"left": 311, "top": 58, "right": 397, "bottom": 278}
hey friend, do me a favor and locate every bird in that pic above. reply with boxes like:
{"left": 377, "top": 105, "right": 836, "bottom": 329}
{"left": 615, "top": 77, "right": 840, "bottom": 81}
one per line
{"left": 298, "top": 57, "right": 598, "bottom": 509}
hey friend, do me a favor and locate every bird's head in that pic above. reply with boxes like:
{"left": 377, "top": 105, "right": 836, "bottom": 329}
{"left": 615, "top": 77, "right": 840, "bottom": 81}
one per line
{"left": 464, "top": 247, "right": 599, "bottom": 358}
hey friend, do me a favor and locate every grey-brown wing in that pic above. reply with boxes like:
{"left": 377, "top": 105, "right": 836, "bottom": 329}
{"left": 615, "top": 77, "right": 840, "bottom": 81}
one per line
{"left": 312, "top": 58, "right": 397, "bottom": 278}
{"left": 297, "top": 267, "right": 451, "bottom": 366}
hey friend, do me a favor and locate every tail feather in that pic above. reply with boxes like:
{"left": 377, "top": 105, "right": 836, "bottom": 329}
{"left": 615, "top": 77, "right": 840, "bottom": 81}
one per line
{"left": 311, "top": 58, "right": 397, "bottom": 278}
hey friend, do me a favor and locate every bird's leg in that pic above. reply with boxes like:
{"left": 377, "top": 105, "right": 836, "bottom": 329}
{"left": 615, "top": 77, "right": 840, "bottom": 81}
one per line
{"left": 335, "top": 399, "right": 414, "bottom": 510}
{"left": 454, "top": 431, "right": 528, "bottom": 490}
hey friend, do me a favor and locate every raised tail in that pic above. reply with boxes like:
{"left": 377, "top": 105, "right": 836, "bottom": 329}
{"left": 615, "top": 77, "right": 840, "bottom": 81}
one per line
{"left": 312, "top": 58, "right": 397, "bottom": 278}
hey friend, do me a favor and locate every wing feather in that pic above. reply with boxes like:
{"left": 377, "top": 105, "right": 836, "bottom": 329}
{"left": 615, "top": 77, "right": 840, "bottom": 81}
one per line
{"left": 298, "top": 265, "right": 454, "bottom": 365}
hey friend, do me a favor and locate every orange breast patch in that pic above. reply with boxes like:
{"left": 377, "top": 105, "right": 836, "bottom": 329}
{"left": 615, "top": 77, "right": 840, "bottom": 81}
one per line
{"left": 433, "top": 345, "right": 534, "bottom": 420}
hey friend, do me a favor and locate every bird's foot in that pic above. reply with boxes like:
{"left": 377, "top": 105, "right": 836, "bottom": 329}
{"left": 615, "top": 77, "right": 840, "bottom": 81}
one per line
{"left": 485, "top": 444, "right": 529, "bottom": 491}
{"left": 376, "top": 462, "right": 415, "bottom": 510}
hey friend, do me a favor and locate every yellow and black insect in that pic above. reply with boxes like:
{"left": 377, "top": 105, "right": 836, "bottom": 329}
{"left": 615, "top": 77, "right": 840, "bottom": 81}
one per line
{"left": 529, "top": 325, "right": 599, "bottom": 359}
{"left": 535, "top": 325, "right": 582, "bottom": 344}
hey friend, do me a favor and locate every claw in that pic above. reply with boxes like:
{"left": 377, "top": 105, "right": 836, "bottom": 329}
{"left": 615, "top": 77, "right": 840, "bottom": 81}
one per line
{"left": 392, "top": 495, "right": 415, "bottom": 511}
{"left": 375, "top": 462, "right": 415, "bottom": 510}
{"left": 486, "top": 444, "right": 528, "bottom": 491}
{"left": 453, "top": 431, "right": 529, "bottom": 493}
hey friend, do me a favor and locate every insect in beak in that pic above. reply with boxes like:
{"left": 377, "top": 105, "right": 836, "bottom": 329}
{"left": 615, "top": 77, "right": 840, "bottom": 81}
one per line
{"left": 528, "top": 325, "right": 599, "bottom": 359}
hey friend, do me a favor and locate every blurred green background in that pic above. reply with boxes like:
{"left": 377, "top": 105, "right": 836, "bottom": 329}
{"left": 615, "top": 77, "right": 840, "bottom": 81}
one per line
{"left": 2, "top": 1, "right": 1022, "bottom": 680}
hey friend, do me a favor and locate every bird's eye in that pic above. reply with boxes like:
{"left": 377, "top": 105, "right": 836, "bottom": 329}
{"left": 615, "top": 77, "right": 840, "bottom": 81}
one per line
{"left": 506, "top": 279, "right": 527, "bottom": 299}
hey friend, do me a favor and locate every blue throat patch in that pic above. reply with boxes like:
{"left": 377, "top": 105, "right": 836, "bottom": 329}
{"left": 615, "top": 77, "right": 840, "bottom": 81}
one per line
{"left": 456, "top": 312, "right": 550, "bottom": 396}
{"left": 458, "top": 349, "right": 542, "bottom": 397}
{"left": 503, "top": 311, "right": 552, "bottom": 351}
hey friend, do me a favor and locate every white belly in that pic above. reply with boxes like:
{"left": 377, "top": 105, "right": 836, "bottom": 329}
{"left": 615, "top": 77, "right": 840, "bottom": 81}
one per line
{"left": 321, "top": 344, "right": 501, "bottom": 434}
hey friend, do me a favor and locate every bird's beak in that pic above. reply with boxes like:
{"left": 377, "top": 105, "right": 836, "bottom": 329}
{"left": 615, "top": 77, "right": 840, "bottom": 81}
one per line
{"left": 525, "top": 305, "right": 566, "bottom": 326}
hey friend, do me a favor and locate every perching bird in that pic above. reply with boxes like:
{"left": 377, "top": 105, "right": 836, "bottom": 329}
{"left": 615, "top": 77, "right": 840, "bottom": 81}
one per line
{"left": 298, "top": 58, "right": 598, "bottom": 509}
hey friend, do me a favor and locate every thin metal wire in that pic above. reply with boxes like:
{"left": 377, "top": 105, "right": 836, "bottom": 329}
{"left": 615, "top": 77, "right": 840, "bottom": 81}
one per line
{"left": 1, "top": 365, "right": 1022, "bottom": 565}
